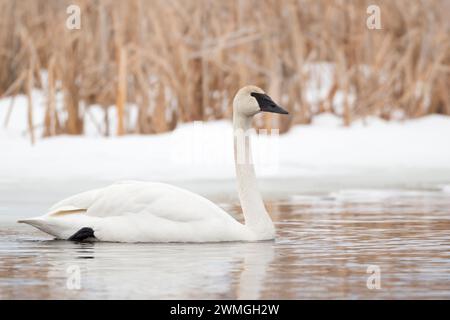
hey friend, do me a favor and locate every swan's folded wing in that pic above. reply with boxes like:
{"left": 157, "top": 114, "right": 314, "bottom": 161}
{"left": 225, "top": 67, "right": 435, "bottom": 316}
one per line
{"left": 46, "top": 182, "right": 149, "bottom": 217}
{"left": 47, "top": 181, "right": 231, "bottom": 223}
{"left": 47, "top": 188, "right": 104, "bottom": 216}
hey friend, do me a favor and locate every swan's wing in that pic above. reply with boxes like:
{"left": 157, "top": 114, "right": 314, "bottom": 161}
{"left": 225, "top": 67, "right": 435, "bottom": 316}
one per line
{"left": 47, "top": 181, "right": 230, "bottom": 222}
{"left": 47, "top": 188, "right": 103, "bottom": 215}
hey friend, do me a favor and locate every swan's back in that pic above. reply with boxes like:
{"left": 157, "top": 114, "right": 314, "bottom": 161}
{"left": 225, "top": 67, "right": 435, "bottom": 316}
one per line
{"left": 49, "top": 181, "right": 227, "bottom": 220}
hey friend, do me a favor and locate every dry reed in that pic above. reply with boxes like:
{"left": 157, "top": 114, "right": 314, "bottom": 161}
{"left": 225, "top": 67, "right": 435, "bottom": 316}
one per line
{"left": 0, "top": 0, "right": 449, "bottom": 138}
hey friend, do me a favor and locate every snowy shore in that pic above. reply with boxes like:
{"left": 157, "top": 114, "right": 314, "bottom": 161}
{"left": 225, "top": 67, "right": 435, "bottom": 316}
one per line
{"left": 0, "top": 92, "right": 450, "bottom": 192}
{"left": 1, "top": 92, "right": 450, "bottom": 191}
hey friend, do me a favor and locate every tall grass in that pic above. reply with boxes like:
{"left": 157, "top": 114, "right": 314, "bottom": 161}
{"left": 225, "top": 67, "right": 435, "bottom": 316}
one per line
{"left": 0, "top": 0, "right": 449, "bottom": 138}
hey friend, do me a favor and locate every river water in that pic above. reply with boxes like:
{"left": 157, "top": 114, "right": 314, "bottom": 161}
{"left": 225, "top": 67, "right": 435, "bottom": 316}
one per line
{"left": 0, "top": 179, "right": 449, "bottom": 299}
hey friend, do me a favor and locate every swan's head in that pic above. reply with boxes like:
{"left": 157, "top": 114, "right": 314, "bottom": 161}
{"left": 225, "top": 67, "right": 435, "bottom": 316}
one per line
{"left": 233, "top": 85, "right": 289, "bottom": 117}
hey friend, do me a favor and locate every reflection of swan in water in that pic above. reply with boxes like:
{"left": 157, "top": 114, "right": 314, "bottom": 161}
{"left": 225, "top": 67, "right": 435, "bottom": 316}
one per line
{"left": 19, "top": 86, "right": 288, "bottom": 243}
{"left": 235, "top": 242, "right": 275, "bottom": 299}
{"left": 38, "top": 241, "right": 275, "bottom": 299}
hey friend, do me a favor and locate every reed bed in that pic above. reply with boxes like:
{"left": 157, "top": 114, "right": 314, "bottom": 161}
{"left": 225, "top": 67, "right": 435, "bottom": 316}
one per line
{"left": 0, "top": 0, "right": 449, "bottom": 138}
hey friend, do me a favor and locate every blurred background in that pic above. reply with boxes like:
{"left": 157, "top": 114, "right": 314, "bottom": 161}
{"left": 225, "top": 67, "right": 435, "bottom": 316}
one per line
{"left": 0, "top": 0, "right": 449, "bottom": 142}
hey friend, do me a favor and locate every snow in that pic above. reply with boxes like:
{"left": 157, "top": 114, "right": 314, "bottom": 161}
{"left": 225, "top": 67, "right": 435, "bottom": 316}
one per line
{"left": 1, "top": 91, "right": 450, "bottom": 188}
{"left": 285, "top": 113, "right": 450, "bottom": 171}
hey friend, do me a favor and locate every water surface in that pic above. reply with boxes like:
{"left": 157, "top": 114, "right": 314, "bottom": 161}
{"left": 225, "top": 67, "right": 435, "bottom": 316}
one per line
{"left": 1, "top": 181, "right": 449, "bottom": 299}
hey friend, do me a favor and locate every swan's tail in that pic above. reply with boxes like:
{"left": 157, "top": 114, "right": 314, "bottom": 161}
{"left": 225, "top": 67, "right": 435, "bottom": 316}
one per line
{"left": 18, "top": 217, "right": 45, "bottom": 228}
{"left": 18, "top": 214, "right": 94, "bottom": 240}
{"left": 18, "top": 216, "right": 66, "bottom": 239}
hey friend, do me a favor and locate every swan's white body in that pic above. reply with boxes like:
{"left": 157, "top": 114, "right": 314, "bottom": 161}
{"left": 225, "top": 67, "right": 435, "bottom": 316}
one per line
{"left": 21, "top": 181, "right": 258, "bottom": 242}
{"left": 19, "top": 86, "right": 285, "bottom": 242}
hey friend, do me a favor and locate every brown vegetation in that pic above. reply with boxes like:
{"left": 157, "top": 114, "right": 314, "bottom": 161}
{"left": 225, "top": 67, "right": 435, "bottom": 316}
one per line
{"left": 0, "top": 0, "right": 449, "bottom": 138}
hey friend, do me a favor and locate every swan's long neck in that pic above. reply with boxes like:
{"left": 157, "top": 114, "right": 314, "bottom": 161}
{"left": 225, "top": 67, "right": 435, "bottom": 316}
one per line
{"left": 233, "top": 112, "right": 275, "bottom": 238}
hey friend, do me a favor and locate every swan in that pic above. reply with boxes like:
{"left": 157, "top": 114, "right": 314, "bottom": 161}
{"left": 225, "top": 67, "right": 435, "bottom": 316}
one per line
{"left": 18, "top": 86, "right": 289, "bottom": 242}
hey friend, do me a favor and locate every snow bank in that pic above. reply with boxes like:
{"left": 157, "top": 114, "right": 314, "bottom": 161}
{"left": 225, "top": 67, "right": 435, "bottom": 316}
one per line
{"left": 1, "top": 92, "right": 450, "bottom": 186}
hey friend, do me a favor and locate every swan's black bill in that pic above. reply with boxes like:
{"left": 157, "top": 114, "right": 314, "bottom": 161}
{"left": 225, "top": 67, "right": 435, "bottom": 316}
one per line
{"left": 251, "top": 92, "right": 289, "bottom": 115}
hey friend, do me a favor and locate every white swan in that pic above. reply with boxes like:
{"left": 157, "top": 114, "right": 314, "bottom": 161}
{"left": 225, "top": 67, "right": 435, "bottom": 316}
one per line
{"left": 18, "top": 86, "right": 289, "bottom": 242}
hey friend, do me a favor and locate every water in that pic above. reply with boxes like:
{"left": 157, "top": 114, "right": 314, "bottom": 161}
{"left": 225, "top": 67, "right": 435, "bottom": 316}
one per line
{"left": 1, "top": 180, "right": 449, "bottom": 299}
